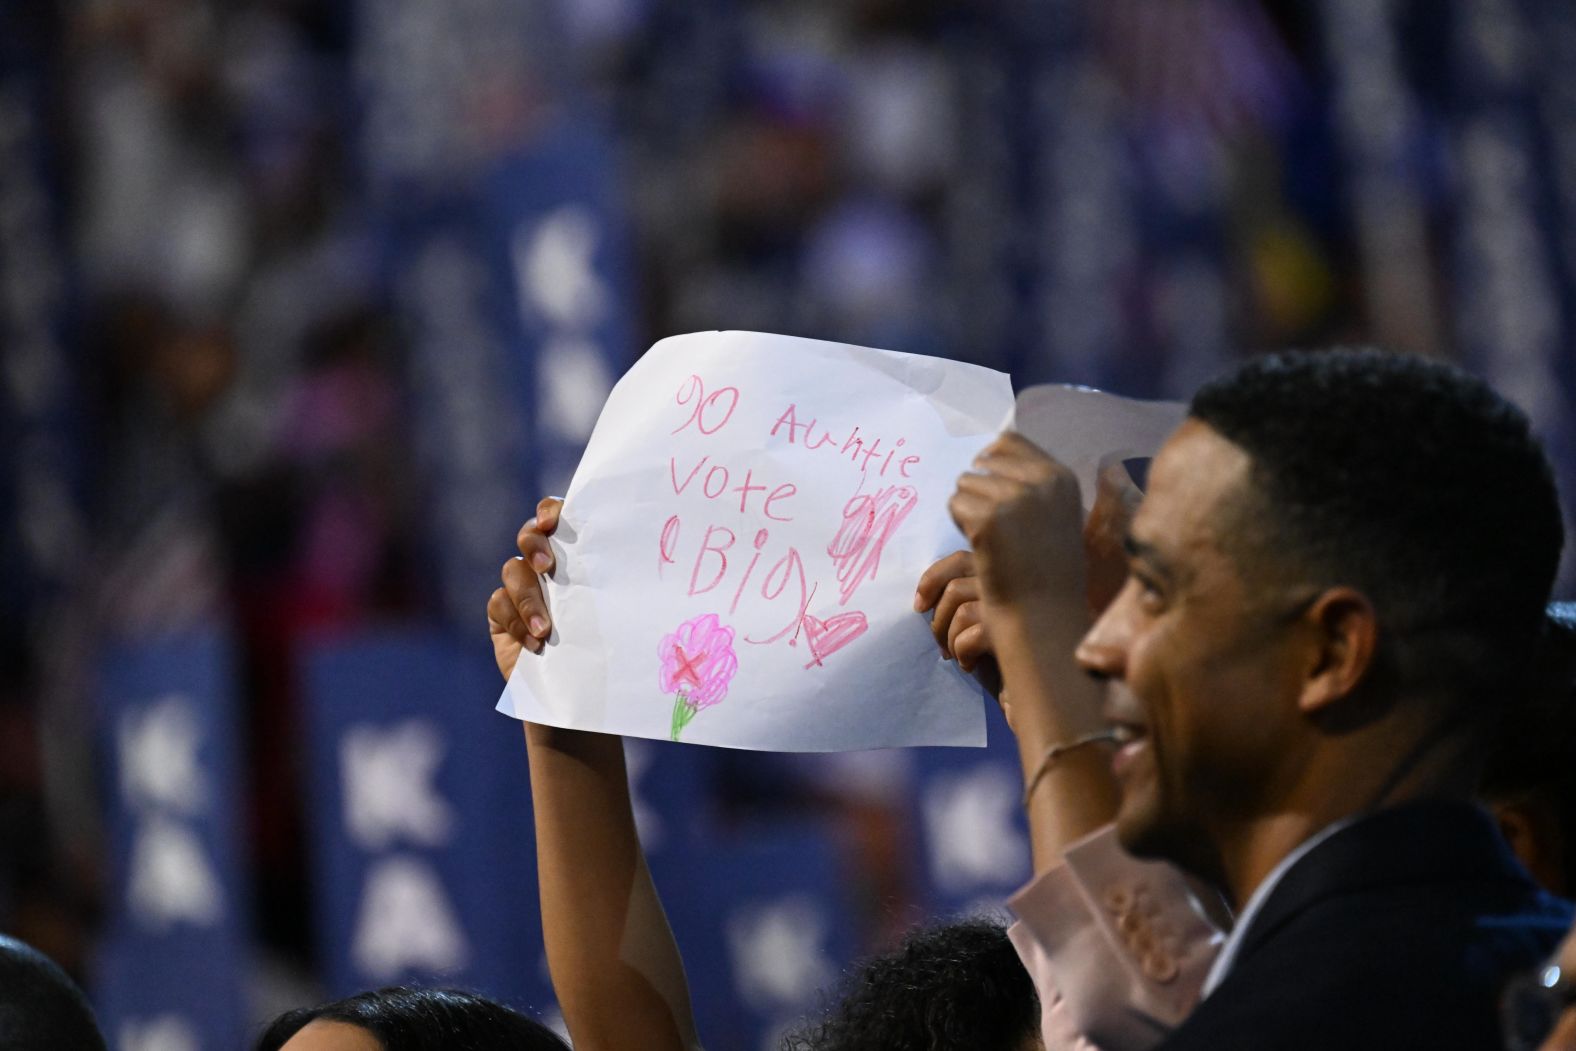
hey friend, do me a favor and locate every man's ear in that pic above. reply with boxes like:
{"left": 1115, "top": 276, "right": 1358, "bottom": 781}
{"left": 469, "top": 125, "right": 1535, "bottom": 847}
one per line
{"left": 1297, "top": 586, "right": 1378, "bottom": 719}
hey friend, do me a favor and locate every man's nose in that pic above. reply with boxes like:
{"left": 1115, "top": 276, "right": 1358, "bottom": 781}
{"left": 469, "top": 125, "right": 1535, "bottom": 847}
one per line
{"left": 1076, "top": 588, "right": 1131, "bottom": 681}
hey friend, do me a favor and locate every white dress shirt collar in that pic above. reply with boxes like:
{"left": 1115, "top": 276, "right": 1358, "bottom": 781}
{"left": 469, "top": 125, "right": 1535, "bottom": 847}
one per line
{"left": 1200, "top": 815, "right": 1360, "bottom": 998}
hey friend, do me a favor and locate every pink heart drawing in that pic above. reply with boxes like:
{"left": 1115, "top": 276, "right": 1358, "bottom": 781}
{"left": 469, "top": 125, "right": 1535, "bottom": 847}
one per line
{"left": 801, "top": 611, "right": 868, "bottom": 668}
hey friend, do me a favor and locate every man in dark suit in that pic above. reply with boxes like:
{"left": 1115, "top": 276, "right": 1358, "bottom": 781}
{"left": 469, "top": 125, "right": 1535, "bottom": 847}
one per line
{"left": 1057, "top": 349, "right": 1572, "bottom": 1047}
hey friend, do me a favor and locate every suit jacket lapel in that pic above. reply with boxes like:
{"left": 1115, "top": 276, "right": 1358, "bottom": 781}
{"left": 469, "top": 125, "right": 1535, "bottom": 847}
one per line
{"left": 1231, "top": 800, "right": 1533, "bottom": 967}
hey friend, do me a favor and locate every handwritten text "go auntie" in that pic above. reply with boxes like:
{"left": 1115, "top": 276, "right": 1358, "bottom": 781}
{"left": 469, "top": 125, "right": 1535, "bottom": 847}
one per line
{"left": 656, "top": 374, "right": 920, "bottom": 666}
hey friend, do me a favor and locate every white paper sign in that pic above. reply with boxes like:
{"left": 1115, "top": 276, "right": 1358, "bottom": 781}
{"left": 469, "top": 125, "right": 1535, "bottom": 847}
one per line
{"left": 499, "top": 331, "right": 1015, "bottom": 751}
{"left": 1011, "top": 385, "right": 1185, "bottom": 509}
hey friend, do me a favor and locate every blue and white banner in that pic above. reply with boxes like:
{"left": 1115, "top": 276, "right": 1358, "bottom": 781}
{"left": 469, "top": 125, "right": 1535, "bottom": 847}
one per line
{"left": 1016, "top": 2, "right": 1141, "bottom": 393}
{"left": 1528, "top": 0, "right": 1576, "bottom": 594}
{"left": 355, "top": 0, "right": 635, "bottom": 628}
{"left": 908, "top": 700, "right": 1032, "bottom": 917}
{"left": 1319, "top": 0, "right": 1443, "bottom": 359}
{"left": 300, "top": 629, "right": 553, "bottom": 1011}
{"left": 0, "top": 5, "right": 82, "bottom": 624}
{"left": 664, "top": 827, "right": 858, "bottom": 1051}
{"left": 481, "top": 117, "right": 638, "bottom": 501}
{"left": 386, "top": 200, "right": 541, "bottom": 628}
{"left": 93, "top": 632, "right": 249, "bottom": 1051}
{"left": 1442, "top": 0, "right": 1576, "bottom": 588}
{"left": 622, "top": 736, "right": 715, "bottom": 885}
{"left": 378, "top": 116, "right": 637, "bottom": 628}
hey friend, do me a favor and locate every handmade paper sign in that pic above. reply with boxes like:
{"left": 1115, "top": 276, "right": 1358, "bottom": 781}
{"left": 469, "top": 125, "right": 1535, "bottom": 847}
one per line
{"left": 1011, "top": 384, "right": 1185, "bottom": 510}
{"left": 499, "top": 330, "right": 1015, "bottom": 751}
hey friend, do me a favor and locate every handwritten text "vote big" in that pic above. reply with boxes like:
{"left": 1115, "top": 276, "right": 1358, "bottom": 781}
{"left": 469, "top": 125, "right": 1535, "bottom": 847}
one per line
{"left": 657, "top": 374, "right": 920, "bottom": 658}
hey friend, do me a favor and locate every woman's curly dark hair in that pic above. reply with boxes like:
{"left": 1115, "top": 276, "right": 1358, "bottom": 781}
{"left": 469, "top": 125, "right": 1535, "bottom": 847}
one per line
{"left": 253, "top": 986, "right": 568, "bottom": 1051}
{"left": 782, "top": 917, "right": 1039, "bottom": 1051}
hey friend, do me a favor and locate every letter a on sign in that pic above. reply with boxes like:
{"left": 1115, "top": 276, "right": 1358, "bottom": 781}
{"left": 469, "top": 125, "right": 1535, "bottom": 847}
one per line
{"left": 351, "top": 855, "right": 470, "bottom": 980}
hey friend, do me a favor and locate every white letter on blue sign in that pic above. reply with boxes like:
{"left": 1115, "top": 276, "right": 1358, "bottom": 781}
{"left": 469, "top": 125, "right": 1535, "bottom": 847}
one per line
{"left": 351, "top": 854, "right": 469, "bottom": 979}
{"left": 341, "top": 720, "right": 454, "bottom": 851}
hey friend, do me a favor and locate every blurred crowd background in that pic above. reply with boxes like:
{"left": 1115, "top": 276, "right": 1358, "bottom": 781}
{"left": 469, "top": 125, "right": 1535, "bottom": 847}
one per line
{"left": 5, "top": 0, "right": 1576, "bottom": 1048}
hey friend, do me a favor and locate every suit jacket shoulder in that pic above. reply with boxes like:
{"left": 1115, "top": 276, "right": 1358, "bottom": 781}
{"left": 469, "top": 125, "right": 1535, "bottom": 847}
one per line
{"left": 1159, "top": 801, "right": 1572, "bottom": 1051}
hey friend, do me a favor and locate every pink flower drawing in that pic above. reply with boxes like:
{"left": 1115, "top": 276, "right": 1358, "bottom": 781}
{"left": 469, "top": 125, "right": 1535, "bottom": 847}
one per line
{"left": 658, "top": 613, "right": 739, "bottom": 740}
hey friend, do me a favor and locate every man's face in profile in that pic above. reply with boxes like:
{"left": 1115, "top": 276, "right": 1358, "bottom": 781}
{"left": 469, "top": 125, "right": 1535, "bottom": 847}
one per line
{"left": 1076, "top": 420, "right": 1313, "bottom": 876}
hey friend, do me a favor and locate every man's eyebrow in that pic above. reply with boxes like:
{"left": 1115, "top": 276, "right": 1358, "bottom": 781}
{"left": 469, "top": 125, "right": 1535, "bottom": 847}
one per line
{"left": 1123, "top": 533, "right": 1169, "bottom": 575}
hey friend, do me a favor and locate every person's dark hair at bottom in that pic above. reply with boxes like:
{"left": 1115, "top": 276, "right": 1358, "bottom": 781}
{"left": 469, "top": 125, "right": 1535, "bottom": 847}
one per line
{"left": 0, "top": 935, "right": 108, "bottom": 1051}
{"left": 253, "top": 986, "right": 568, "bottom": 1051}
{"left": 782, "top": 917, "right": 1039, "bottom": 1051}
{"left": 1483, "top": 602, "right": 1576, "bottom": 897}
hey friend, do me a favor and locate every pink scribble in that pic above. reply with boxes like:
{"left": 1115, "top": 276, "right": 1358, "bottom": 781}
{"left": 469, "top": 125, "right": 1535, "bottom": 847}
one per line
{"left": 827, "top": 485, "right": 919, "bottom": 605}
{"left": 658, "top": 613, "right": 739, "bottom": 740}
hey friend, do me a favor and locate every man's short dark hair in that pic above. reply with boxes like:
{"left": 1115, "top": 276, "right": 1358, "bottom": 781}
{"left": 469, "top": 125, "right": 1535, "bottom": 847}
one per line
{"left": 783, "top": 917, "right": 1038, "bottom": 1051}
{"left": 0, "top": 936, "right": 107, "bottom": 1051}
{"left": 1189, "top": 347, "right": 1563, "bottom": 709}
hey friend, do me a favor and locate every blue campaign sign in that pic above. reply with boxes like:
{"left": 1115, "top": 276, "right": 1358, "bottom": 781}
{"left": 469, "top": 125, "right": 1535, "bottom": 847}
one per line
{"left": 385, "top": 117, "right": 637, "bottom": 630}
{"left": 387, "top": 199, "right": 540, "bottom": 629}
{"left": 1010, "top": 2, "right": 1142, "bottom": 393}
{"left": 92, "top": 631, "right": 250, "bottom": 1051}
{"left": 478, "top": 114, "right": 638, "bottom": 500}
{"left": 0, "top": 5, "right": 83, "bottom": 624}
{"left": 908, "top": 699, "right": 1033, "bottom": 917}
{"left": 299, "top": 629, "right": 553, "bottom": 1013}
{"left": 1438, "top": 0, "right": 1576, "bottom": 591}
{"left": 663, "top": 825, "right": 859, "bottom": 1051}
{"left": 622, "top": 736, "right": 716, "bottom": 881}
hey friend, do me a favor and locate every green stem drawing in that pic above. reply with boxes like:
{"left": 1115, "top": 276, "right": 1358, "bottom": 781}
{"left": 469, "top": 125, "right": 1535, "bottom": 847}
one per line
{"left": 670, "top": 691, "right": 698, "bottom": 741}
